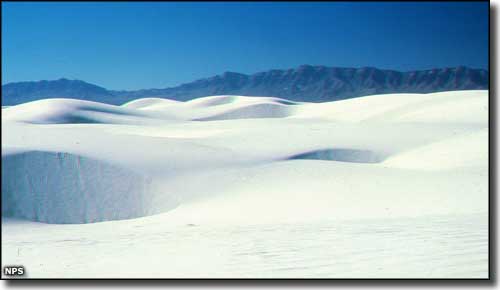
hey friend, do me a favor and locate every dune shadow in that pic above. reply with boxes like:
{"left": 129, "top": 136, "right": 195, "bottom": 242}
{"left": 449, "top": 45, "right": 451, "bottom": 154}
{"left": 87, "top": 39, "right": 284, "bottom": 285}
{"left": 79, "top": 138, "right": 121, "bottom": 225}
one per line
{"left": 2, "top": 150, "right": 178, "bottom": 224}
{"left": 193, "top": 103, "right": 293, "bottom": 121}
{"left": 286, "top": 148, "right": 386, "bottom": 163}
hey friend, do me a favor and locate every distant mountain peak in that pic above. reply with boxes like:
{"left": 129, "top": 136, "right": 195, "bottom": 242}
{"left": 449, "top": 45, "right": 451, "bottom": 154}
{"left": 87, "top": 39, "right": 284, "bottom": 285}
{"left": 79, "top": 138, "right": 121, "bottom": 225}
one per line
{"left": 222, "top": 71, "right": 245, "bottom": 76}
{"left": 2, "top": 78, "right": 112, "bottom": 105}
{"left": 2, "top": 65, "right": 488, "bottom": 106}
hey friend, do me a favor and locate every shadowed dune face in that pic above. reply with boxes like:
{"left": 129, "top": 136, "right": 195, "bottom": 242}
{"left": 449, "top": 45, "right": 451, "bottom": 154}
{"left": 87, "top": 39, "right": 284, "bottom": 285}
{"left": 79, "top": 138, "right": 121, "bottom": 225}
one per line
{"left": 286, "top": 149, "right": 387, "bottom": 163}
{"left": 1, "top": 151, "right": 178, "bottom": 224}
{"left": 187, "top": 96, "right": 299, "bottom": 107}
{"left": 194, "top": 103, "right": 294, "bottom": 121}
{"left": 188, "top": 95, "right": 239, "bottom": 107}
{"left": 122, "top": 98, "right": 180, "bottom": 109}
{"left": 2, "top": 98, "right": 166, "bottom": 124}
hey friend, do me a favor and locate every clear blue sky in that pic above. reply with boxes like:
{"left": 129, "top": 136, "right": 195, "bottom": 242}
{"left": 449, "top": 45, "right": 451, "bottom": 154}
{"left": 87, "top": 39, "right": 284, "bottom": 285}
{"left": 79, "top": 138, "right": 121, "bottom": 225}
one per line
{"left": 2, "top": 1, "right": 489, "bottom": 90}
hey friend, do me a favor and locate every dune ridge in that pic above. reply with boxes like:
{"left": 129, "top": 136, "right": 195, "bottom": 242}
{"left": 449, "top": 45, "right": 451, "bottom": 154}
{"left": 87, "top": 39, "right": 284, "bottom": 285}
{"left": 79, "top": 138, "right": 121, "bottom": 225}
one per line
{"left": 1, "top": 90, "right": 488, "bottom": 224}
{"left": 1, "top": 90, "right": 488, "bottom": 279}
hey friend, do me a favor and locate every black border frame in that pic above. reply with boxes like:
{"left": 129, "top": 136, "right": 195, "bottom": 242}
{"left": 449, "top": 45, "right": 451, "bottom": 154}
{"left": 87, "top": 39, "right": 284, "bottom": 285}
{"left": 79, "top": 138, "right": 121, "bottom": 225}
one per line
{"left": 0, "top": 0, "right": 495, "bottom": 283}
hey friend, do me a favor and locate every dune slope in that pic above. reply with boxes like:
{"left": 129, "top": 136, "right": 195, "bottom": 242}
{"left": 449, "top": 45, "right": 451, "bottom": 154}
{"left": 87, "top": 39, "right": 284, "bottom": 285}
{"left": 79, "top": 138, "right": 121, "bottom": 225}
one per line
{"left": 1, "top": 90, "right": 488, "bottom": 224}
{"left": 1, "top": 90, "right": 489, "bottom": 278}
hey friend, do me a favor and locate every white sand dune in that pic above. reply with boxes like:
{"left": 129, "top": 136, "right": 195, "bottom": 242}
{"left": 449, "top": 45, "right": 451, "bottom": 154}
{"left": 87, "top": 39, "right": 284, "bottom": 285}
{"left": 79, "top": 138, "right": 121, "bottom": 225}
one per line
{"left": 1, "top": 90, "right": 488, "bottom": 278}
{"left": 122, "top": 97, "right": 181, "bottom": 110}
{"left": 123, "top": 95, "right": 299, "bottom": 121}
{"left": 2, "top": 98, "right": 176, "bottom": 124}
{"left": 1, "top": 150, "right": 179, "bottom": 224}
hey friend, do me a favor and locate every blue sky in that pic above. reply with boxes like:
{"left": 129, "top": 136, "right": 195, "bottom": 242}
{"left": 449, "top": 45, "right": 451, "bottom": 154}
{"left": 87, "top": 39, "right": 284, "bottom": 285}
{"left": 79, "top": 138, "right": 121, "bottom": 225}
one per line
{"left": 2, "top": 2, "right": 489, "bottom": 90}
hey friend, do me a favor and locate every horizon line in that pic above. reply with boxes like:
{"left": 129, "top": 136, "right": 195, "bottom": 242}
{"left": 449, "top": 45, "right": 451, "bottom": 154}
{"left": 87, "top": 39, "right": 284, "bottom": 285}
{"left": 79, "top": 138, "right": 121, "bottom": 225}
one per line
{"left": 2, "top": 64, "right": 489, "bottom": 92}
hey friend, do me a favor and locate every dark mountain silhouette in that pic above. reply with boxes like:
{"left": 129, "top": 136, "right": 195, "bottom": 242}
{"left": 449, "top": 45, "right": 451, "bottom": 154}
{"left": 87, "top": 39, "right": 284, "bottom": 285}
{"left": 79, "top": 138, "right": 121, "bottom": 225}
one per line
{"left": 2, "top": 66, "right": 488, "bottom": 105}
{"left": 2, "top": 78, "right": 117, "bottom": 105}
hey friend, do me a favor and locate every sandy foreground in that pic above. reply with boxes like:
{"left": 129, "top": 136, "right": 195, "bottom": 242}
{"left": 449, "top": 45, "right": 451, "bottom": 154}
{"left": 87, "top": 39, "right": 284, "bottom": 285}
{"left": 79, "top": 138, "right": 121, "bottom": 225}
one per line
{"left": 1, "top": 91, "right": 489, "bottom": 278}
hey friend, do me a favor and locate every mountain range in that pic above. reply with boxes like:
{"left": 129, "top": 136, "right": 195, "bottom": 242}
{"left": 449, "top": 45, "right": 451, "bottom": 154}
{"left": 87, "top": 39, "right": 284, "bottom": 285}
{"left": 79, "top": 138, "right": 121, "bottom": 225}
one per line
{"left": 1, "top": 65, "right": 489, "bottom": 105}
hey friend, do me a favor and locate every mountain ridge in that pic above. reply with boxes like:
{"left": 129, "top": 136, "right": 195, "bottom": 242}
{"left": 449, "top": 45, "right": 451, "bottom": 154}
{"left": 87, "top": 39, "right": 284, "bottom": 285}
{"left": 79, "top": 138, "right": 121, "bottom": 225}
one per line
{"left": 2, "top": 65, "right": 489, "bottom": 105}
